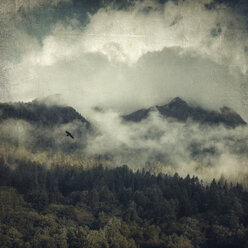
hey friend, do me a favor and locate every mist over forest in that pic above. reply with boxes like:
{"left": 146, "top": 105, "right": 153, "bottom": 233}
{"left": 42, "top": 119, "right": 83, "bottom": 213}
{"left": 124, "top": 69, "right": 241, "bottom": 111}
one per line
{"left": 0, "top": 96, "right": 247, "bottom": 185}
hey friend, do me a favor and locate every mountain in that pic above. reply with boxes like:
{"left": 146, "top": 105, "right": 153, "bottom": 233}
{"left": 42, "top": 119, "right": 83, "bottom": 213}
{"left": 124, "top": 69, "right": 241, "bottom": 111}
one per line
{"left": 0, "top": 100, "right": 90, "bottom": 128}
{"left": 0, "top": 99, "right": 91, "bottom": 153}
{"left": 123, "top": 97, "right": 246, "bottom": 128}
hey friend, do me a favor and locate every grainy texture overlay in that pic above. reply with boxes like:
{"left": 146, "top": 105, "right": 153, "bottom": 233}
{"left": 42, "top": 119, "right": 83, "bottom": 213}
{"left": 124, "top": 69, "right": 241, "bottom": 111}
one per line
{"left": 0, "top": 1, "right": 248, "bottom": 247}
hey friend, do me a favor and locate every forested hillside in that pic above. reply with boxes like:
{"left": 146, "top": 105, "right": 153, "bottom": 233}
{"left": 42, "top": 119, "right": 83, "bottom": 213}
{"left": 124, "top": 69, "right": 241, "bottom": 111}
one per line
{"left": 123, "top": 97, "right": 246, "bottom": 128}
{"left": 0, "top": 101, "right": 90, "bottom": 128}
{"left": 0, "top": 159, "right": 248, "bottom": 248}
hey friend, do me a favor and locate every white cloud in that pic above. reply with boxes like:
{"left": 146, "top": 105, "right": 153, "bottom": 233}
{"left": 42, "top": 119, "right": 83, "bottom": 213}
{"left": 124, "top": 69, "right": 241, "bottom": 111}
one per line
{"left": 86, "top": 109, "right": 248, "bottom": 182}
{"left": 3, "top": 0, "right": 248, "bottom": 121}
{"left": 8, "top": 45, "right": 247, "bottom": 122}
{"left": 45, "top": 0, "right": 247, "bottom": 71}
{"left": 16, "top": 0, "right": 248, "bottom": 69}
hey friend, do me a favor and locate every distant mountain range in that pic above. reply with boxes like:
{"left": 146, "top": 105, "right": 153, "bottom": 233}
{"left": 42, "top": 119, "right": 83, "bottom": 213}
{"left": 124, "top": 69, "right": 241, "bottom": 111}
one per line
{"left": 123, "top": 97, "right": 246, "bottom": 128}
{"left": 0, "top": 96, "right": 247, "bottom": 165}
{"left": 0, "top": 100, "right": 90, "bottom": 128}
{"left": 0, "top": 98, "right": 91, "bottom": 153}
{"left": 0, "top": 97, "right": 246, "bottom": 130}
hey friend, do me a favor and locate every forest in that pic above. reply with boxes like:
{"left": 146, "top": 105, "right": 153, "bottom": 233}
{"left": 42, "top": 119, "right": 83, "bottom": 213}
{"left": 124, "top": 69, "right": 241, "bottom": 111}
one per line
{"left": 0, "top": 158, "right": 248, "bottom": 248}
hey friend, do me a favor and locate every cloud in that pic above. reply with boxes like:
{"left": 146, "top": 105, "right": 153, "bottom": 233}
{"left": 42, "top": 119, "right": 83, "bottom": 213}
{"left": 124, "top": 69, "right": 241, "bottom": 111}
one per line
{"left": 3, "top": 0, "right": 247, "bottom": 118}
{"left": 85, "top": 109, "right": 248, "bottom": 183}
{"left": 81, "top": 0, "right": 248, "bottom": 72}
{"left": 8, "top": 0, "right": 248, "bottom": 68}
{"left": 1, "top": 106, "right": 247, "bottom": 184}
{"left": 7, "top": 46, "right": 247, "bottom": 122}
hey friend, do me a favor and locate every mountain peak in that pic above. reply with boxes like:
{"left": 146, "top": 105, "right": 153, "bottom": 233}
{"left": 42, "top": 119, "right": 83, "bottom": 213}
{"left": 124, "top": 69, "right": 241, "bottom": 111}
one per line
{"left": 168, "top": 97, "right": 187, "bottom": 106}
{"left": 157, "top": 97, "right": 191, "bottom": 122}
{"left": 0, "top": 100, "right": 90, "bottom": 128}
{"left": 123, "top": 97, "right": 246, "bottom": 127}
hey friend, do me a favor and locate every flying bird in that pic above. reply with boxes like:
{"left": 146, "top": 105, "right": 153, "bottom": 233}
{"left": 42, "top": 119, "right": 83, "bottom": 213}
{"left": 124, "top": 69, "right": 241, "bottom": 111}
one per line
{"left": 65, "top": 130, "right": 74, "bottom": 139}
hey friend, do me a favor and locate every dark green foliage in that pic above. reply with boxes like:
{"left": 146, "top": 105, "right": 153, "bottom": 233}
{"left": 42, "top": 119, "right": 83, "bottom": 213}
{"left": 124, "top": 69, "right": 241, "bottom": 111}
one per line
{"left": 0, "top": 160, "right": 248, "bottom": 247}
{"left": 0, "top": 101, "right": 90, "bottom": 128}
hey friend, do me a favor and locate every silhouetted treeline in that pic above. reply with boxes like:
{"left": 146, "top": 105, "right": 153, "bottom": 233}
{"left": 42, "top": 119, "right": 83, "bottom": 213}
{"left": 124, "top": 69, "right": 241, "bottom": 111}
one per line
{"left": 0, "top": 102, "right": 90, "bottom": 128}
{"left": 0, "top": 158, "right": 248, "bottom": 247}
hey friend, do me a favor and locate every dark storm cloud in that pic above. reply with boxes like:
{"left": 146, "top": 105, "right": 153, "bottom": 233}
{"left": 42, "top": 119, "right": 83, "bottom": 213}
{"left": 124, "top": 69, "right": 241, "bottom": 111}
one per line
{"left": 15, "top": 0, "right": 138, "bottom": 41}
{"left": 15, "top": 0, "right": 100, "bottom": 42}
{"left": 205, "top": 0, "right": 248, "bottom": 10}
{"left": 14, "top": 0, "right": 248, "bottom": 43}
{"left": 0, "top": 0, "right": 137, "bottom": 51}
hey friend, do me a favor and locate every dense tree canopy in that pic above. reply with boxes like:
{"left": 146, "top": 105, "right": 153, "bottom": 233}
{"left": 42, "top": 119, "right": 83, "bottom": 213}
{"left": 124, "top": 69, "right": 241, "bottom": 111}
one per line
{"left": 0, "top": 158, "right": 248, "bottom": 247}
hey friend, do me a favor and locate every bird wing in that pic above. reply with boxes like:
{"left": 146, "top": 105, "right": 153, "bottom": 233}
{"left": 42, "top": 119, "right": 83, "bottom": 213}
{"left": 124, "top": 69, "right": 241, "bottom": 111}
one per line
{"left": 66, "top": 131, "right": 74, "bottom": 138}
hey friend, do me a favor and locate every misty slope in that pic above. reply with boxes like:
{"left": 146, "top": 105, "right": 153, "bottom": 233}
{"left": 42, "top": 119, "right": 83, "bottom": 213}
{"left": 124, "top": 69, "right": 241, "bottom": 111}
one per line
{"left": 123, "top": 97, "right": 246, "bottom": 128}
{"left": 0, "top": 97, "right": 247, "bottom": 184}
{"left": 0, "top": 99, "right": 92, "bottom": 154}
{"left": 0, "top": 100, "right": 90, "bottom": 128}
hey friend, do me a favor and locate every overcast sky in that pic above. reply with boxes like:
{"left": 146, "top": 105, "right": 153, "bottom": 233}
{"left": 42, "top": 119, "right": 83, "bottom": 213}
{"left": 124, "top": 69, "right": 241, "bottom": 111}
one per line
{"left": 0, "top": 0, "right": 248, "bottom": 120}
